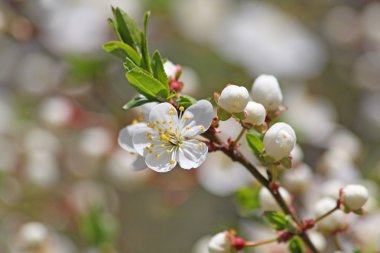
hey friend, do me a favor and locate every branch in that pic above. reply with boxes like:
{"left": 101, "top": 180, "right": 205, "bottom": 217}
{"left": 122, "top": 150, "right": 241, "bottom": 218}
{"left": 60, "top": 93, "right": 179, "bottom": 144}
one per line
{"left": 203, "top": 130, "right": 319, "bottom": 253}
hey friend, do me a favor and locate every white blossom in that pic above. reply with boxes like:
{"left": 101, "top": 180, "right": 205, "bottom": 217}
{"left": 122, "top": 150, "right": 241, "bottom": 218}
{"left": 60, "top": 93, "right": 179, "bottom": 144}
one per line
{"left": 259, "top": 187, "right": 291, "bottom": 212}
{"left": 342, "top": 184, "right": 369, "bottom": 211}
{"left": 208, "top": 231, "right": 233, "bottom": 253}
{"left": 118, "top": 123, "right": 149, "bottom": 171}
{"left": 314, "top": 197, "right": 346, "bottom": 232}
{"left": 243, "top": 101, "right": 266, "bottom": 126}
{"left": 218, "top": 85, "right": 250, "bottom": 113}
{"left": 263, "top": 123, "right": 296, "bottom": 161}
{"left": 132, "top": 100, "right": 214, "bottom": 172}
{"left": 251, "top": 75, "right": 283, "bottom": 111}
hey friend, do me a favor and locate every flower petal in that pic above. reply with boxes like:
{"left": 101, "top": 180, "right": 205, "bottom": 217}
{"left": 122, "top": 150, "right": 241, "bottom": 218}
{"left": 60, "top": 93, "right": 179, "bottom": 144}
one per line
{"left": 180, "top": 100, "right": 214, "bottom": 137}
{"left": 145, "top": 148, "right": 177, "bottom": 173}
{"left": 131, "top": 155, "right": 147, "bottom": 171}
{"left": 149, "top": 103, "right": 178, "bottom": 129}
{"left": 118, "top": 123, "right": 147, "bottom": 153}
{"left": 178, "top": 140, "right": 208, "bottom": 169}
{"left": 132, "top": 126, "right": 157, "bottom": 156}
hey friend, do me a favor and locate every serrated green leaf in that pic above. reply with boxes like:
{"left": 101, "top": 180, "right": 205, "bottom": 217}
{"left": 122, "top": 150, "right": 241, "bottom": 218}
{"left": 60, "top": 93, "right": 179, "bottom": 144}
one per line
{"left": 235, "top": 185, "right": 260, "bottom": 215}
{"left": 126, "top": 68, "right": 169, "bottom": 100}
{"left": 289, "top": 237, "right": 304, "bottom": 253}
{"left": 177, "top": 95, "right": 197, "bottom": 109}
{"left": 246, "top": 131, "right": 263, "bottom": 159}
{"left": 122, "top": 96, "right": 153, "bottom": 111}
{"left": 103, "top": 41, "right": 141, "bottom": 64}
{"left": 263, "top": 211, "right": 288, "bottom": 230}
{"left": 217, "top": 107, "right": 231, "bottom": 121}
{"left": 140, "top": 11, "right": 152, "bottom": 73}
{"left": 111, "top": 7, "right": 142, "bottom": 51}
{"left": 151, "top": 50, "right": 168, "bottom": 84}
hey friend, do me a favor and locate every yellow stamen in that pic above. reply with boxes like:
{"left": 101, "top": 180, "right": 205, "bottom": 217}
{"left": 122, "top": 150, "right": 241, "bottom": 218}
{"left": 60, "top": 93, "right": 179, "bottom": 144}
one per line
{"left": 184, "top": 116, "right": 190, "bottom": 120}
{"left": 155, "top": 154, "right": 160, "bottom": 158}
{"left": 179, "top": 106, "right": 185, "bottom": 111}
{"left": 170, "top": 160, "right": 176, "bottom": 165}
{"left": 132, "top": 119, "right": 138, "bottom": 125}
{"left": 200, "top": 125, "right": 205, "bottom": 131}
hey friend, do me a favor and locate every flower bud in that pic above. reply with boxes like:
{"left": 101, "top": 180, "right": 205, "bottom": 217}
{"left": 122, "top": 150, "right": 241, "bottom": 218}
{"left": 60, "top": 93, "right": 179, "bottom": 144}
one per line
{"left": 243, "top": 101, "right": 266, "bottom": 126}
{"left": 282, "top": 163, "right": 313, "bottom": 194}
{"left": 208, "top": 231, "right": 232, "bottom": 253}
{"left": 164, "top": 60, "right": 181, "bottom": 80}
{"left": 314, "top": 197, "right": 346, "bottom": 232}
{"left": 218, "top": 85, "right": 250, "bottom": 113}
{"left": 263, "top": 123, "right": 296, "bottom": 161}
{"left": 251, "top": 75, "right": 283, "bottom": 111}
{"left": 259, "top": 187, "right": 291, "bottom": 212}
{"left": 342, "top": 184, "right": 369, "bottom": 211}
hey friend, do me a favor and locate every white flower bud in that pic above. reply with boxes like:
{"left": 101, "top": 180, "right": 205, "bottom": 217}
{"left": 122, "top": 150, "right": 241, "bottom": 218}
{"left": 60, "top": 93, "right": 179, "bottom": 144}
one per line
{"left": 218, "top": 85, "right": 250, "bottom": 113}
{"left": 263, "top": 123, "right": 296, "bottom": 161}
{"left": 208, "top": 231, "right": 232, "bottom": 253}
{"left": 259, "top": 187, "right": 291, "bottom": 212}
{"left": 164, "top": 60, "right": 179, "bottom": 80}
{"left": 314, "top": 198, "right": 346, "bottom": 232}
{"left": 251, "top": 75, "right": 283, "bottom": 111}
{"left": 342, "top": 184, "right": 369, "bottom": 211}
{"left": 290, "top": 144, "right": 304, "bottom": 167}
{"left": 243, "top": 101, "right": 266, "bottom": 126}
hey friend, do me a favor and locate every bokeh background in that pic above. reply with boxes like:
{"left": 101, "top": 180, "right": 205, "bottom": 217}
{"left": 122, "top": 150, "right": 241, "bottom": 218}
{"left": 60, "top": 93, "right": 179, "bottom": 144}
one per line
{"left": 1, "top": 0, "right": 380, "bottom": 252}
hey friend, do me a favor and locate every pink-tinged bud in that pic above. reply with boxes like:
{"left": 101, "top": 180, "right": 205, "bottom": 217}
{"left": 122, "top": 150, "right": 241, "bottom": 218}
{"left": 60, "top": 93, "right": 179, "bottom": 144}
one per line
{"left": 232, "top": 237, "right": 246, "bottom": 251}
{"left": 169, "top": 80, "right": 184, "bottom": 92}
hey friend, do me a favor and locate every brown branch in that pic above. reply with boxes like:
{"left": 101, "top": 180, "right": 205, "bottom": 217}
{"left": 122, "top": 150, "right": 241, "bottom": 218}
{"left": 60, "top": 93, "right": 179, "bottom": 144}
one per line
{"left": 203, "top": 130, "right": 319, "bottom": 253}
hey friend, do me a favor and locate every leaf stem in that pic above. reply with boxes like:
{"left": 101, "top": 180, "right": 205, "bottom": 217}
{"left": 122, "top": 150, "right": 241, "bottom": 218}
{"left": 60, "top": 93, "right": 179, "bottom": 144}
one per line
{"left": 234, "top": 128, "right": 246, "bottom": 145}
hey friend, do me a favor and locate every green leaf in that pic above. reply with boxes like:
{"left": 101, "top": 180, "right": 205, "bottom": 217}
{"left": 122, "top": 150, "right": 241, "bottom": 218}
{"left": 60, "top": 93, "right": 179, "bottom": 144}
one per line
{"left": 151, "top": 50, "right": 168, "bottom": 84}
{"left": 232, "top": 111, "right": 245, "bottom": 120}
{"left": 246, "top": 131, "right": 263, "bottom": 159}
{"left": 217, "top": 107, "right": 231, "bottom": 121}
{"left": 140, "top": 11, "right": 152, "bottom": 73}
{"left": 353, "top": 248, "right": 361, "bottom": 253}
{"left": 289, "top": 237, "right": 304, "bottom": 253}
{"left": 111, "top": 7, "right": 142, "bottom": 51}
{"left": 263, "top": 211, "right": 288, "bottom": 230}
{"left": 126, "top": 68, "right": 169, "bottom": 100}
{"left": 123, "top": 96, "right": 153, "bottom": 111}
{"left": 177, "top": 95, "right": 197, "bottom": 109}
{"left": 235, "top": 185, "right": 260, "bottom": 215}
{"left": 103, "top": 41, "right": 141, "bottom": 64}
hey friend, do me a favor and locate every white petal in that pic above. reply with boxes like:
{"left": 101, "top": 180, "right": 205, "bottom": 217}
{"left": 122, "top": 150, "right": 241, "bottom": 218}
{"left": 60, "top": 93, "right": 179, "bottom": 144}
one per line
{"left": 118, "top": 123, "right": 147, "bottom": 153}
{"left": 132, "top": 126, "right": 156, "bottom": 156}
{"left": 178, "top": 140, "right": 208, "bottom": 169}
{"left": 149, "top": 103, "right": 178, "bottom": 128}
{"left": 131, "top": 156, "right": 147, "bottom": 171}
{"left": 145, "top": 148, "right": 177, "bottom": 173}
{"left": 180, "top": 100, "right": 214, "bottom": 137}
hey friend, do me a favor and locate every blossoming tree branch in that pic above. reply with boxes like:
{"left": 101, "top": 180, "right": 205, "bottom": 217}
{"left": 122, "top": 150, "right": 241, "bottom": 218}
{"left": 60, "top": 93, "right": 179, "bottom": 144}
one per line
{"left": 104, "top": 8, "right": 369, "bottom": 253}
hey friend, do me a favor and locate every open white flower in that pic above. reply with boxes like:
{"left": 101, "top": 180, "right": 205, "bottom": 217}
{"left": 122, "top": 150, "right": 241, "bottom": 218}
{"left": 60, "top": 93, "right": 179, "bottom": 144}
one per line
{"left": 118, "top": 122, "right": 148, "bottom": 171}
{"left": 132, "top": 100, "right": 214, "bottom": 172}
